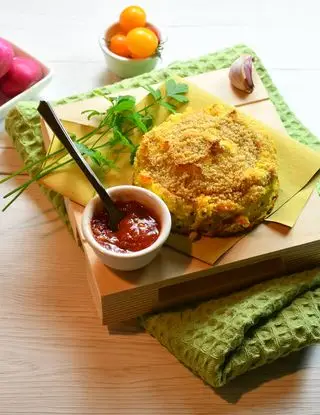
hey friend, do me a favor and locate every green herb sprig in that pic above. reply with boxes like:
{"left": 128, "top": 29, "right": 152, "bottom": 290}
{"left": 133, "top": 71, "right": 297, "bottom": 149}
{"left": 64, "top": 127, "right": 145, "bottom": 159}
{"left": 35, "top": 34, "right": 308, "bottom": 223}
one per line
{"left": 1, "top": 79, "right": 189, "bottom": 211}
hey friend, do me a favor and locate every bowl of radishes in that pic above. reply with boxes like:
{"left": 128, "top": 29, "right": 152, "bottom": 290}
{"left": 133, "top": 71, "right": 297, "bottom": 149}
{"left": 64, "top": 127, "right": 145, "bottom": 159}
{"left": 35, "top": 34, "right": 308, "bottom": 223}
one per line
{"left": 0, "top": 38, "right": 52, "bottom": 118}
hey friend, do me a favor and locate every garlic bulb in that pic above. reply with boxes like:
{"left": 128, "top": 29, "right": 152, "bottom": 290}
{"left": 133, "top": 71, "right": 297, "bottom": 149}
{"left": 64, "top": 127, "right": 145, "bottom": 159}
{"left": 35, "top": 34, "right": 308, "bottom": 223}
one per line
{"left": 229, "top": 55, "right": 254, "bottom": 93}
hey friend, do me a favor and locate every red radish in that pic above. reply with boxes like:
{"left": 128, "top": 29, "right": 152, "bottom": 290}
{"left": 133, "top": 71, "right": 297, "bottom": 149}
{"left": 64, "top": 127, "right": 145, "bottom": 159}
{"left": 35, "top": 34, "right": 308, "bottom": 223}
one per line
{"left": 0, "top": 38, "right": 14, "bottom": 79}
{"left": 0, "top": 91, "right": 8, "bottom": 106}
{"left": 0, "top": 57, "right": 42, "bottom": 98}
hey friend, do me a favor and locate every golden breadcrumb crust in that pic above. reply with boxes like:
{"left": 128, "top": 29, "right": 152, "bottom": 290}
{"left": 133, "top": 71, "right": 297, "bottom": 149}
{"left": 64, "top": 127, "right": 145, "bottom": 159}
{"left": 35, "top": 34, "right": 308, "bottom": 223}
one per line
{"left": 133, "top": 104, "right": 279, "bottom": 236}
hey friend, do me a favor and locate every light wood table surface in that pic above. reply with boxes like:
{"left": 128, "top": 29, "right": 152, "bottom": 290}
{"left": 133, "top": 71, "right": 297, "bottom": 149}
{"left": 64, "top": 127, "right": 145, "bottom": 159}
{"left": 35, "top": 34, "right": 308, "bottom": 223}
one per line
{"left": 1, "top": 1, "right": 320, "bottom": 413}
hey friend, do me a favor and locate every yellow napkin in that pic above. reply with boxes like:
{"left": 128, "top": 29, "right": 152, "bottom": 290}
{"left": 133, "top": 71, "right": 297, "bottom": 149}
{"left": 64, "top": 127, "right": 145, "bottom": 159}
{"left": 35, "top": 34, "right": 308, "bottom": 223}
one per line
{"left": 40, "top": 79, "right": 320, "bottom": 265}
{"left": 266, "top": 174, "right": 319, "bottom": 227}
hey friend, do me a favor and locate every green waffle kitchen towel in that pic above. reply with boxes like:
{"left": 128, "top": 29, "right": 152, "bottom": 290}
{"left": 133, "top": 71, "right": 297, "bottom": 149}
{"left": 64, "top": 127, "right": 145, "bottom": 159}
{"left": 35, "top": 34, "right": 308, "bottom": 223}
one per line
{"left": 5, "top": 44, "right": 320, "bottom": 388}
{"left": 142, "top": 269, "right": 320, "bottom": 387}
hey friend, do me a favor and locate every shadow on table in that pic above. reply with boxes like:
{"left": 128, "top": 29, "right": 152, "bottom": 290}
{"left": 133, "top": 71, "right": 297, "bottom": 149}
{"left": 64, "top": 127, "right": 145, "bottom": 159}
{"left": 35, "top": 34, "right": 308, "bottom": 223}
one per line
{"left": 98, "top": 69, "right": 121, "bottom": 88}
{"left": 107, "top": 319, "right": 144, "bottom": 335}
{"left": 214, "top": 347, "right": 311, "bottom": 403}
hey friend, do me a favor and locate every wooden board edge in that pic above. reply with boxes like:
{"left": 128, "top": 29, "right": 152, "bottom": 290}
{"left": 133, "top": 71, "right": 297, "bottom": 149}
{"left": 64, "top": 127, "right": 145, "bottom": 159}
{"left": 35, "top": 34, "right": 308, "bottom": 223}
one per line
{"left": 100, "top": 239, "right": 320, "bottom": 325}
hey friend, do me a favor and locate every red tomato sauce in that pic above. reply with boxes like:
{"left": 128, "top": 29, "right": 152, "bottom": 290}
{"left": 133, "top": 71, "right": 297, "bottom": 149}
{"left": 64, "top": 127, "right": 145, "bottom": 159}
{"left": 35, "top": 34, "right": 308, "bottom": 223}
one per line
{"left": 91, "top": 201, "right": 160, "bottom": 253}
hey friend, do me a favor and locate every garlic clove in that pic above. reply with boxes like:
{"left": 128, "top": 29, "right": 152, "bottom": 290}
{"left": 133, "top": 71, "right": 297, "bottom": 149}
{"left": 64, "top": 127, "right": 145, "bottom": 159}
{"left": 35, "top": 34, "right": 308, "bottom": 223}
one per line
{"left": 229, "top": 55, "right": 254, "bottom": 94}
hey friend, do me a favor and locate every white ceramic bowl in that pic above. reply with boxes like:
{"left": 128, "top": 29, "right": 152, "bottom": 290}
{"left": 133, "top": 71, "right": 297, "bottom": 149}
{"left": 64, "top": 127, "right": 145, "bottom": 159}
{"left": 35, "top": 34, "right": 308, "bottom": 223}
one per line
{"left": 82, "top": 185, "right": 171, "bottom": 271}
{"left": 0, "top": 38, "right": 53, "bottom": 119}
{"left": 99, "top": 23, "right": 161, "bottom": 78}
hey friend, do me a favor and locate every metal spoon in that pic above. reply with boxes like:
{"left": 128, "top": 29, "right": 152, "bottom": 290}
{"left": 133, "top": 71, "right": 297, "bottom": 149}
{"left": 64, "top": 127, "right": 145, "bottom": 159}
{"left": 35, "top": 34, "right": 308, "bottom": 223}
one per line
{"left": 37, "top": 100, "right": 124, "bottom": 231}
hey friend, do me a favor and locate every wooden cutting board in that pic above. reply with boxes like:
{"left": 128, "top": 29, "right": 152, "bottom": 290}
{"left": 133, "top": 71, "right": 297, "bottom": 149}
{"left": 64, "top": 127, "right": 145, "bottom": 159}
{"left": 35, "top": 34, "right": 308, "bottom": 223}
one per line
{"left": 57, "top": 68, "right": 320, "bottom": 326}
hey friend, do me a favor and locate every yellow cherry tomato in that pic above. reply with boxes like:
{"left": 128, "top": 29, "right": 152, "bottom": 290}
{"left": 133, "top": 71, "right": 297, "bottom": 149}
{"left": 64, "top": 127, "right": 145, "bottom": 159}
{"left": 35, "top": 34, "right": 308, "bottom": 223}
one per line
{"left": 127, "top": 27, "right": 159, "bottom": 59}
{"left": 109, "top": 34, "right": 130, "bottom": 58}
{"left": 120, "top": 6, "right": 147, "bottom": 33}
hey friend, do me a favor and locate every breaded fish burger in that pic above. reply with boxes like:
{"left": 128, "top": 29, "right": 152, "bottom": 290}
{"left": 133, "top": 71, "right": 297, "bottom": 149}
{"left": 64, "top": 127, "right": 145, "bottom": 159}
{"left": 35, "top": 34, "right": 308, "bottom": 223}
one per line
{"left": 134, "top": 104, "right": 278, "bottom": 236}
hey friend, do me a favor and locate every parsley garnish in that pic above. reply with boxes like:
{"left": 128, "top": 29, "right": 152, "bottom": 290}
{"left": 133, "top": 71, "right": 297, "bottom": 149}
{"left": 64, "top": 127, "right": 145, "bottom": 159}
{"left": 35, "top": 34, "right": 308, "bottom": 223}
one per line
{"left": 1, "top": 79, "right": 189, "bottom": 210}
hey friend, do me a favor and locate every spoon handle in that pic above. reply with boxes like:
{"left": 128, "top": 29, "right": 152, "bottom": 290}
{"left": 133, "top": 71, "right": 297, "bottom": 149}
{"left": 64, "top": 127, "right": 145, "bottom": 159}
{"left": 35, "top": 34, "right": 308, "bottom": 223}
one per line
{"left": 38, "top": 101, "right": 124, "bottom": 230}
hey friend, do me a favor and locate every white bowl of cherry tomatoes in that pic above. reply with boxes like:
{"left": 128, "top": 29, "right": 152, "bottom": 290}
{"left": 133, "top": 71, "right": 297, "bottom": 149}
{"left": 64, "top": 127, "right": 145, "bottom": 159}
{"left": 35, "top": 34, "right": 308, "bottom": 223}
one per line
{"left": 99, "top": 5, "right": 162, "bottom": 79}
